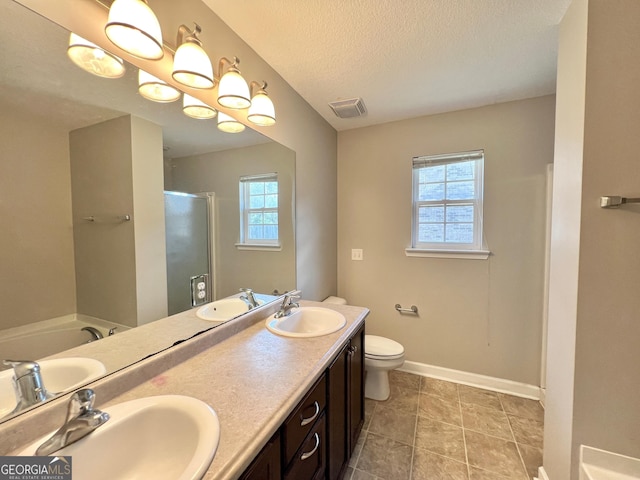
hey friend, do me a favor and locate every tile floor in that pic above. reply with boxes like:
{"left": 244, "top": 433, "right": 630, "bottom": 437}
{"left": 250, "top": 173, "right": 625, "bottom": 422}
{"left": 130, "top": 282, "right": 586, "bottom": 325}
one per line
{"left": 345, "top": 371, "right": 544, "bottom": 480}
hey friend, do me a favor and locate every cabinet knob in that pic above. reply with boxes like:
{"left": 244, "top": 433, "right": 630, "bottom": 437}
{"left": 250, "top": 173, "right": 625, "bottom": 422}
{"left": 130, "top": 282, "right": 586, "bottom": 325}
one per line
{"left": 348, "top": 345, "right": 358, "bottom": 355}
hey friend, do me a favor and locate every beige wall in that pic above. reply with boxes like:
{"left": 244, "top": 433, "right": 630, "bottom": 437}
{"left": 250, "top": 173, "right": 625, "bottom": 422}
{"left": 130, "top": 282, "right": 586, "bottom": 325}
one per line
{"left": 70, "top": 116, "right": 138, "bottom": 327}
{"left": 545, "top": 0, "right": 640, "bottom": 478}
{"left": 0, "top": 103, "right": 76, "bottom": 330}
{"left": 18, "top": 0, "right": 339, "bottom": 302}
{"left": 70, "top": 115, "right": 166, "bottom": 327}
{"left": 170, "top": 142, "right": 296, "bottom": 298}
{"left": 338, "top": 96, "right": 555, "bottom": 385}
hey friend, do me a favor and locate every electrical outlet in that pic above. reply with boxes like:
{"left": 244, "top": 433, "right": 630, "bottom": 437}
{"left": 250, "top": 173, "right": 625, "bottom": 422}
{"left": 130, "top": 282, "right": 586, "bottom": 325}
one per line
{"left": 351, "top": 249, "right": 363, "bottom": 261}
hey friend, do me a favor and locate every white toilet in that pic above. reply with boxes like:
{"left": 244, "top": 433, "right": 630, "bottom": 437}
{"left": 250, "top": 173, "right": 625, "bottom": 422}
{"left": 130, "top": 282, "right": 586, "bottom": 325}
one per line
{"left": 363, "top": 335, "right": 405, "bottom": 401}
{"left": 322, "top": 296, "right": 406, "bottom": 401}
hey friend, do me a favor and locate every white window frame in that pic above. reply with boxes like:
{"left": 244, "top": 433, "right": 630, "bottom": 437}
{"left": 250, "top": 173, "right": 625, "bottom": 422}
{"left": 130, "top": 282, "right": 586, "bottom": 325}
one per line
{"left": 237, "top": 173, "right": 281, "bottom": 251}
{"left": 406, "top": 150, "right": 490, "bottom": 260}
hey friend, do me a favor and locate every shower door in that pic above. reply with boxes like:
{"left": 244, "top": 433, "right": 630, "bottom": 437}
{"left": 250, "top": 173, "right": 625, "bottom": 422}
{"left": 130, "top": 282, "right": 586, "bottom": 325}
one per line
{"left": 164, "top": 191, "right": 213, "bottom": 316}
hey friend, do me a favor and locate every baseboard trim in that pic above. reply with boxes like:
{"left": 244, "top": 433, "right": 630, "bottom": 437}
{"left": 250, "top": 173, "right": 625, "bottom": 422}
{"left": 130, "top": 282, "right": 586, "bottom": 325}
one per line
{"left": 399, "top": 360, "right": 541, "bottom": 400}
{"left": 537, "top": 466, "right": 550, "bottom": 480}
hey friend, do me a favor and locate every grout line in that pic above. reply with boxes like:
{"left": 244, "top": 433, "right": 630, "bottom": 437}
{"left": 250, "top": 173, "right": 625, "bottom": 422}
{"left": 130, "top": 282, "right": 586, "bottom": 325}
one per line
{"left": 459, "top": 383, "right": 473, "bottom": 480}
{"left": 501, "top": 394, "right": 530, "bottom": 479}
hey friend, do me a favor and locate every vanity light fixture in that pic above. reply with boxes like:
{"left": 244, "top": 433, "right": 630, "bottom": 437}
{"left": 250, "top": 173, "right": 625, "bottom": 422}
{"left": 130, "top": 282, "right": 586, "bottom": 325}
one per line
{"left": 105, "top": 0, "right": 164, "bottom": 60}
{"left": 183, "top": 94, "right": 217, "bottom": 119}
{"left": 172, "top": 24, "right": 214, "bottom": 89}
{"left": 67, "top": 33, "right": 125, "bottom": 78}
{"left": 247, "top": 81, "right": 276, "bottom": 126}
{"left": 217, "top": 112, "right": 245, "bottom": 133}
{"left": 138, "top": 70, "right": 181, "bottom": 103}
{"left": 217, "top": 57, "right": 251, "bottom": 109}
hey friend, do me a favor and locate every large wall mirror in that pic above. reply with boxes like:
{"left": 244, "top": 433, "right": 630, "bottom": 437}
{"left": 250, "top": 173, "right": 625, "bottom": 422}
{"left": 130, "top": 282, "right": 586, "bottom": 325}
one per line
{"left": 0, "top": 0, "right": 296, "bottom": 422}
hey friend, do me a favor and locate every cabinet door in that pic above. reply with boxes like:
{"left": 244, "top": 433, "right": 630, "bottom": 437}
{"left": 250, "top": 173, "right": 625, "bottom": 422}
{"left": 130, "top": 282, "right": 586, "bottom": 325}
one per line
{"left": 239, "top": 431, "right": 281, "bottom": 480}
{"left": 348, "top": 323, "right": 365, "bottom": 452}
{"left": 327, "top": 344, "right": 348, "bottom": 480}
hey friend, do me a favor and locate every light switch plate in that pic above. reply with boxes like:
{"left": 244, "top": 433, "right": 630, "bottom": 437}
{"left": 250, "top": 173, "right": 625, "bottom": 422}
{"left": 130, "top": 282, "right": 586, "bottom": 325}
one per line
{"left": 351, "top": 249, "right": 363, "bottom": 261}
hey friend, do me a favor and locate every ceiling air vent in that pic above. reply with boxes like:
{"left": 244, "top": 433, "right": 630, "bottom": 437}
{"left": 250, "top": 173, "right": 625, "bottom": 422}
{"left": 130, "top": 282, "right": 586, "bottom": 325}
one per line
{"left": 328, "top": 97, "right": 367, "bottom": 119}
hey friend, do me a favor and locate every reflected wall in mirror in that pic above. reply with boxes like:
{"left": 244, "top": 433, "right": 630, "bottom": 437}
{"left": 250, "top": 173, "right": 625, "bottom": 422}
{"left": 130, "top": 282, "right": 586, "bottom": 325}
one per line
{"left": 0, "top": 0, "right": 295, "bottom": 422}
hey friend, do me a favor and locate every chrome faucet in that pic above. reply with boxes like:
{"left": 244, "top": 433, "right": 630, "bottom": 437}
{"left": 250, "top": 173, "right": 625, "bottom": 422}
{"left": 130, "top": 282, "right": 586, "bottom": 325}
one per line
{"left": 36, "top": 389, "right": 109, "bottom": 456}
{"left": 81, "top": 326, "right": 103, "bottom": 342}
{"left": 2, "top": 360, "right": 53, "bottom": 414}
{"left": 239, "top": 288, "right": 259, "bottom": 309}
{"left": 274, "top": 290, "right": 301, "bottom": 318}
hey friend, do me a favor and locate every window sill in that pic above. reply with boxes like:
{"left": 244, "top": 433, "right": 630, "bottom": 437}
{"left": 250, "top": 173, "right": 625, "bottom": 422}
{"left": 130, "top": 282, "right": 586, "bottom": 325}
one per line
{"left": 235, "top": 243, "right": 282, "bottom": 252}
{"left": 405, "top": 248, "right": 490, "bottom": 260}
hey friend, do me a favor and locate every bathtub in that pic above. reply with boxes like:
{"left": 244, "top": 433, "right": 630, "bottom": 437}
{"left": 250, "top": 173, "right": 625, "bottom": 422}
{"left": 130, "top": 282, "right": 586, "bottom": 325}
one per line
{"left": 0, "top": 314, "right": 126, "bottom": 368}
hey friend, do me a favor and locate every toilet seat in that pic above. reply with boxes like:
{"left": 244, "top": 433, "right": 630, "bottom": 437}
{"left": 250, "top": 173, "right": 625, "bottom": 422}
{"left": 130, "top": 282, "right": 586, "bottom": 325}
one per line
{"left": 365, "top": 335, "right": 404, "bottom": 360}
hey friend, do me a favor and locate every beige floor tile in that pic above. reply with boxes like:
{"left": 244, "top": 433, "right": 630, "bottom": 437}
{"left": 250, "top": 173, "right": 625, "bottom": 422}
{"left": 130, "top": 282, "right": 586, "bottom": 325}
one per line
{"left": 364, "top": 398, "right": 376, "bottom": 430}
{"left": 517, "top": 443, "right": 543, "bottom": 479}
{"left": 349, "top": 430, "right": 367, "bottom": 467}
{"left": 376, "top": 385, "right": 420, "bottom": 415}
{"left": 465, "top": 430, "right": 528, "bottom": 480}
{"left": 415, "top": 416, "right": 466, "bottom": 462}
{"left": 459, "top": 385, "right": 503, "bottom": 410}
{"left": 418, "top": 391, "right": 462, "bottom": 426}
{"left": 356, "top": 432, "right": 413, "bottom": 480}
{"left": 468, "top": 466, "right": 516, "bottom": 479}
{"left": 421, "top": 377, "right": 459, "bottom": 400}
{"left": 412, "top": 448, "right": 469, "bottom": 480}
{"left": 389, "top": 370, "right": 421, "bottom": 391}
{"left": 368, "top": 404, "right": 417, "bottom": 445}
{"left": 351, "top": 468, "right": 381, "bottom": 480}
{"left": 462, "top": 403, "right": 513, "bottom": 440}
{"left": 508, "top": 415, "right": 543, "bottom": 449}
{"left": 498, "top": 394, "right": 544, "bottom": 422}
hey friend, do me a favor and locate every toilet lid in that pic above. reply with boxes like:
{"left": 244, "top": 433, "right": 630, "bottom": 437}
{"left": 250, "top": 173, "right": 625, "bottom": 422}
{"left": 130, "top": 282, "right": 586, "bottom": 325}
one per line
{"left": 365, "top": 335, "right": 404, "bottom": 359}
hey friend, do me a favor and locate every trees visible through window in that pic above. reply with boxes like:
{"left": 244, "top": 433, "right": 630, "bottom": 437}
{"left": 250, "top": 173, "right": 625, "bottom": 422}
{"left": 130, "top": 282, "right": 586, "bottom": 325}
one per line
{"left": 239, "top": 173, "right": 279, "bottom": 245}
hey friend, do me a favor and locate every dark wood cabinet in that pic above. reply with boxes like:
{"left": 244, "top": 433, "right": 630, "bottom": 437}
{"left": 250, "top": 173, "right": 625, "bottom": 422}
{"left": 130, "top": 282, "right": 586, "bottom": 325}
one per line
{"left": 239, "top": 431, "right": 281, "bottom": 480}
{"left": 241, "top": 322, "right": 365, "bottom": 480}
{"left": 327, "top": 322, "right": 365, "bottom": 480}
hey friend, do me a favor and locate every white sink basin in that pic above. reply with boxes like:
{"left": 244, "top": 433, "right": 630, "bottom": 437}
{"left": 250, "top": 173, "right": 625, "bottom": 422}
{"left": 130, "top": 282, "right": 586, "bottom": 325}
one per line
{"left": 0, "top": 357, "right": 106, "bottom": 418}
{"left": 20, "top": 395, "right": 220, "bottom": 480}
{"left": 266, "top": 306, "right": 347, "bottom": 338}
{"left": 196, "top": 297, "right": 264, "bottom": 321}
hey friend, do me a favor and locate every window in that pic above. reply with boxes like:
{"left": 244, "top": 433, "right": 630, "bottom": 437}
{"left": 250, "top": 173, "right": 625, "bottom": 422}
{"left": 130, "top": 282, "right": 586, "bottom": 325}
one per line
{"left": 238, "top": 173, "right": 279, "bottom": 248}
{"left": 408, "top": 150, "right": 488, "bottom": 259}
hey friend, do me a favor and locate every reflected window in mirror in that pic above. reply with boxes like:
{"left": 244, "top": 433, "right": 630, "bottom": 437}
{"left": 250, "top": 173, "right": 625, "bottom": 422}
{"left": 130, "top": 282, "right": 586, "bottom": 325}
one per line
{"left": 238, "top": 173, "right": 279, "bottom": 248}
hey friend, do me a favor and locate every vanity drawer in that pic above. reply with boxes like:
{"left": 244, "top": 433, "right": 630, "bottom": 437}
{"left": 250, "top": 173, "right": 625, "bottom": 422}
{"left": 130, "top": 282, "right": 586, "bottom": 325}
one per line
{"left": 284, "top": 413, "right": 326, "bottom": 480}
{"left": 282, "top": 375, "right": 326, "bottom": 465}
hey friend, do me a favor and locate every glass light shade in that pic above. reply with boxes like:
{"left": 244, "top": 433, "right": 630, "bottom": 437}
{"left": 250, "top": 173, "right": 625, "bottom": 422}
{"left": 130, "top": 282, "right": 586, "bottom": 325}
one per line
{"left": 217, "top": 69, "right": 251, "bottom": 109}
{"left": 183, "top": 94, "right": 217, "bottom": 119}
{"left": 217, "top": 112, "right": 245, "bottom": 133}
{"left": 105, "top": 0, "right": 164, "bottom": 60}
{"left": 67, "top": 33, "right": 125, "bottom": 79}
{"left": 172, "top": 42, "right": 214, "bottom": 89}
{"left": 247, "top": 92, "right": 276, "bottom": 126}
{"left": 138, "top": 70, "right": 180, "bottom": 103}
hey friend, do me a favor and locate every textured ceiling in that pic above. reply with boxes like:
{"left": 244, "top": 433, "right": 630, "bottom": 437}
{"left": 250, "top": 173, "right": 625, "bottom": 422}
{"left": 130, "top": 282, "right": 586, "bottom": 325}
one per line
{"left": 204, "top": 0, "right": 571, "bottom": 131}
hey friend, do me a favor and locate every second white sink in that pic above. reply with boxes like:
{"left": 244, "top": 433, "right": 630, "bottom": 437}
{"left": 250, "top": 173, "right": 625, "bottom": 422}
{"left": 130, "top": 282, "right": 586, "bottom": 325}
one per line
{"left": 266, "top": 306, "right": 347, "bottom": 338}
{"left": 196, "top": 297, "right": 264, "bottom": 321}
{"left": 19, "top": 395, "right": 220, "bottom": 480}
{"left": 0, "top": 357, "right": 106, "bottom": 418}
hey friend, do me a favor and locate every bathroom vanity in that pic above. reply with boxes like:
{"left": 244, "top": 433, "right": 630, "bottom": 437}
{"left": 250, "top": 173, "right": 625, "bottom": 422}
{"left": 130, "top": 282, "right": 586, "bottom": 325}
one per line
{"left": 0, "top": 300, "right": 368, "bottom": 480}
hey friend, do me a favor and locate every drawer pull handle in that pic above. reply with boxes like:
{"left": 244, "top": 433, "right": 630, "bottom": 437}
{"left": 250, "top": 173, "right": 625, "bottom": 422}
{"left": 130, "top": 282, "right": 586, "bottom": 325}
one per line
{"left": 300, "top": 433, "right": 320, "bottom": 461}
{"left": 300, "top": 401, "right": 320, "bottom": 427}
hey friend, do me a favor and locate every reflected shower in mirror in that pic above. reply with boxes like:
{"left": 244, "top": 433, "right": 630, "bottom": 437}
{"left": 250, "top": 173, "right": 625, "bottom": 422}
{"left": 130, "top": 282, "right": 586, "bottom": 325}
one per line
{"left": 0, "top": 0, "right": 295, "bottom": 422}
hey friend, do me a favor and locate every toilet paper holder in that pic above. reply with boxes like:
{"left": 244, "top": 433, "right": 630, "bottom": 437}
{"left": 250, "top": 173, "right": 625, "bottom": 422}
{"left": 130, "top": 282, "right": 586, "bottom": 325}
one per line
{"left": 395, "top": 304, "right": 418, "bottom": 315}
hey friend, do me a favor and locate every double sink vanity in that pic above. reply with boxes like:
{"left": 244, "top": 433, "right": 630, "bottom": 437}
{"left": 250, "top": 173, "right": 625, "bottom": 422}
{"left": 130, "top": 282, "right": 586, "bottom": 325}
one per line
{"left": 0, "top": 297, "right": 368, "bottom": 480}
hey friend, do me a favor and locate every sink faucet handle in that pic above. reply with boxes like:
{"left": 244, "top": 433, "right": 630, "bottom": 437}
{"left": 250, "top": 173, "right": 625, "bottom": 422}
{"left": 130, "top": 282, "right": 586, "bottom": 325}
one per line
{"left": 68, "top": 389, "right": 96, "bottom": 419}
{"left": 239, "top": 288, "right": 254, "bottom": 294}
{"left": 3, "top": 360, "right": 40, "bottom": 379}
